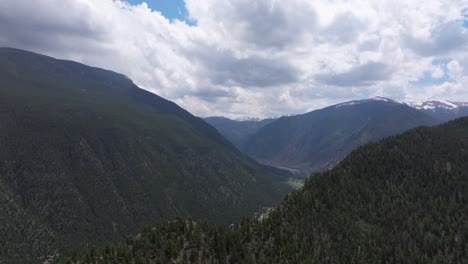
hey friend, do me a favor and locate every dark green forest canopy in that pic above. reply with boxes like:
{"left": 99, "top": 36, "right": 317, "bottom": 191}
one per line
{"left": 0, "top": 48, "right": 292, "bottom": 262}
{"left": 60, "top": 117, "right": 468, "bottom": 263}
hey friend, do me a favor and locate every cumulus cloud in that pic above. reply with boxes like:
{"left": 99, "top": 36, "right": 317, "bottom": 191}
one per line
{"left": 431, "top": 66, "right": 445, "bottom": 79}
{"left": 447, "top": 59, "right": 463, "bottom": 80}
{"left": 315, "top": 62, "right": 392, "bottom": 87}
{"left": 185, "top": 44, "right": 299, "bottom": 87}
{"left": 185, "top": 0, "right": 318, "bottom": 50}
{"left": 404, "top": 22, "right": 468, "bottom": 56}
{"left": 319, "top": 12, "right": 364, "bottom": 45}
{"left": 0, "top": 0, "right": 467, "bottom": 118}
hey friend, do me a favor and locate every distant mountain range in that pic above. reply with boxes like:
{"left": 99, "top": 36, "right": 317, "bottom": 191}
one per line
{"left": 207, "top": 96, "right": 468, "bottom": 175}
{"left": 204, "top": 117, "right": 276, "bottom": 150}
{"left": 0, "top": 48, "right": 292, "bottom": 262}
{"left": 406, "top": 100, "right": 468, "bottom": 121}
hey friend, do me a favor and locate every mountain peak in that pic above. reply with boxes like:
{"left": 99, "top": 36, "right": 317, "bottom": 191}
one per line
{"left": 335, "top": 96, "right": 400, "bottom": 108}
{"left": 235, "top": 116, "right": 262, "bottom": 121}
{"left": 370, "top": 96, "right": 400, "bottom": 103}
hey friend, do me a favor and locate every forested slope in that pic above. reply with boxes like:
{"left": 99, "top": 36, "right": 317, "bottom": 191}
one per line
{"left": 0, "top": 48, "right": 290, "bottom": 262}
{"left": 61, "top": 117, "right": 468, "bottom": 263}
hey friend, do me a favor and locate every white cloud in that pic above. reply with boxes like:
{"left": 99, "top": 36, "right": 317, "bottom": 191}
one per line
{"left": 447, "top": 59, "right": 463, "bottom": 80}
{"left": 431, "top": 66, "right": 445, "bottom": 79}
{"left": 0, "top": 0, "right": 467, "bottom": 118}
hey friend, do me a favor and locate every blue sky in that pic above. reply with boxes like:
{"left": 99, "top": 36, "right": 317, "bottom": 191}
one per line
{"left": 411, "top": 59, "right": 451, "bottom": 87}
{"left": 125, "top": 0, "right": 191, "bottom": 23}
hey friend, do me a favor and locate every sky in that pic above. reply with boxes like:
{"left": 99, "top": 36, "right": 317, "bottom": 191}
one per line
{"left": 0, "top": 0, "right": 467, "bottom": 118}
{"left": 125, "top": 0, "right": 192, "bottom": 23}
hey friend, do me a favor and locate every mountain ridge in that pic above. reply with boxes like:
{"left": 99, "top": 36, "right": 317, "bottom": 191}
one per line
{"left": 0, "top": 47, "right": 291, "bottom": 262}
{"left": 242, "top": 98, "right": 438, "bottom": 175}
{"left": 207, "top": 97, "right": 468, "bottom": 175}
{"left": 405, "top": 99, "right": 468, "bottom": 121}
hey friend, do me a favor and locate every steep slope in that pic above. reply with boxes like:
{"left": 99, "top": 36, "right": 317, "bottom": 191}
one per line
{"left": 61, "top": 116, "right": 468, "bottom": 264}
{"left": 0, "top": 48, "right": 290, "bottom": 261}
{"left": 203, "top": 117, "right": 275, "bottom": 151}
{"left": 244, "top": 97, "right": 438, "bottom": 175}
{"left": 407, "top": 100, "right": 468, "bottom": 122}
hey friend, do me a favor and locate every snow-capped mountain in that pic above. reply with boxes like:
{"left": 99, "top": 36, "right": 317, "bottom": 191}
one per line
{"left": 335, "top": 96, "right": 400, "bottom": 108}
{"left": 406, "top": 100, "right": 465, "bottom": 110}
{"left": 371, "top": 96, "right": 401, "bottom": 104}
{"left": 405, "top": 100, "right": 468, "bottom": 121}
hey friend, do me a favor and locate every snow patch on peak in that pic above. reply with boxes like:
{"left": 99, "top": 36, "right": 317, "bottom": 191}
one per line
{"left": 407, "top": 101, "right": 424, "bottom": 108}
{"left": 335, "top": 101, "right": 361, "bottom": 108}
{"left": 433, "top": 100, "right": 458, "bottom": 109}
{"left": 335, "top": 97, "right": 400, "bottom": 108}
{"left": 406, "top": 99, "right": 465, "bottom": 111}
{"left": 235, "top": 117, "right": 261, "bottom": 121}
{"left": 371, "top": 96, "right": 399, "bottom": 103}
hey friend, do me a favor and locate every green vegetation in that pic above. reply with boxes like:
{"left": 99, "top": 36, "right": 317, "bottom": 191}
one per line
{"left": 59, "top": 117, "right": 468, "bottom": 263}
{"left": 285, "top": 178, "right": 304, "bottom": 190}
{"left": 0, "top": 48, "right": 292, "bottom": 262}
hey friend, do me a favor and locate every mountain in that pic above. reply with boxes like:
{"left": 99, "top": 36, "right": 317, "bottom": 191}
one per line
{"left": 0, "top": 48, "right": 291, "bottom": 262}
{"left": 60, "top": 116, "right": 468, "bottom": 263}
{"left": 407, "top": 99, "right": 468, "bottom": 121}
{"left": 244, "top": 97, "right": 438, "bottom": 175}
{"left": 203, "top": 116, "right": 275, "bottom": 151}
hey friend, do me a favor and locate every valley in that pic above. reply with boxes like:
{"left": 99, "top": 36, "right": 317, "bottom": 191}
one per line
{"left": 58, "top": 114, "right": 468, "bottom": 264}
